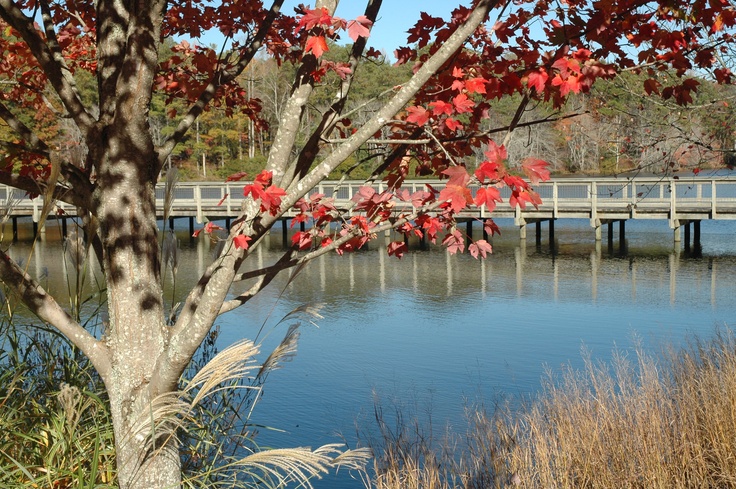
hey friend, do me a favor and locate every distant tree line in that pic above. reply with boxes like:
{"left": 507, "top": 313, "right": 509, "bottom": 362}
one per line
{"left": 3, "top": 42, "right": 733, "bottom": 181}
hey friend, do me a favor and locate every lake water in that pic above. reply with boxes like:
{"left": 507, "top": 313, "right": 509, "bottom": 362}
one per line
{"left": 5, "top": 217, "right": 736, "bottom": 488}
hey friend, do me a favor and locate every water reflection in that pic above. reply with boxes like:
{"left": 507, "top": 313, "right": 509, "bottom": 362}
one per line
{"left": 5, "top": 226, "right": 735, "bottom": 320}
{"left": 4, "top": 221, "right": 735, "bottom": 489}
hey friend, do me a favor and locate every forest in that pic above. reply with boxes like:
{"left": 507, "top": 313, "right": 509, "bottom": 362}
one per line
{"left": 4, "top": 41, "right": 734, "bottom": 183}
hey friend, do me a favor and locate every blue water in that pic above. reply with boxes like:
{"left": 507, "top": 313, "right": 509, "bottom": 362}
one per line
{"left": 5, "top": 217, "right": 735, "bottom": 488}
{"left": 206, "top": 218, "right": 736, "bottom": 488}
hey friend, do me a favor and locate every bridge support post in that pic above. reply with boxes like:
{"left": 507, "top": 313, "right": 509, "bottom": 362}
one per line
{"left": 684, "top": 221, "right": 691, "bottom": 252}
{"left": 549, "top": 219, "right": 555, "bottom": 244}
{"left": 466, "top": 220, "right": 473, "bottom": 241}
{"left": 61, "top": 217, "right": 68, "bottom": 238}
{"left": 535, "top": 221, "right": 541, "bottom": 246}
{"left": 282, "top": 219, "right": 288, "bottom": 247}
{"left": 168, "top": 217, "right": 175, "bottom": 230}
{"left": 189, "top": 217, "right": 194, "bottom": 239}
{"left": 12, "top": 218, "right": 17, "bottom": 242}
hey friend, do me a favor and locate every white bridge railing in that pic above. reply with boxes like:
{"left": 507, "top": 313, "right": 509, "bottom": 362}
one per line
{"left": 2, "top": 176, "right": 736, "bottom": 224}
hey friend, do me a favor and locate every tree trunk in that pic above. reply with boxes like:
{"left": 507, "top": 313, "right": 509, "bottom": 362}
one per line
{"left": 96, "top": 123, "right": 180, "bottom": 488}
{"left": 110, "top": 388, "right": 181, "bottom": 489}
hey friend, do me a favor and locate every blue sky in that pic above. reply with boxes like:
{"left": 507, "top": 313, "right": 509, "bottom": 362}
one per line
{"left": 311, "top": 1, "right": 462, "bottom": 53}
{"left": 194, "top": 1, "right": 469, "bottom": 57}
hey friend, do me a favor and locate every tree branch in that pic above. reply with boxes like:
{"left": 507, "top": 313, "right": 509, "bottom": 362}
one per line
{"left": 96, "top": 0, "right": 130, "bottom": 125}
{"left": 281, "top": 0, "right": 498, "bottom": 209}
{"left": 283, "top": 0, "right": 383, "bottom": 185}
{"left": 0, "top": 249, "right": 110, "bottom": 381}
{"left": 150, "top": 0, "right": 498, "bottom": 395}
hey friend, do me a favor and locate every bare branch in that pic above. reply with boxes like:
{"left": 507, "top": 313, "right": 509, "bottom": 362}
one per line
{"left": 0, "top": 250, "right": 110, "bottom": 380}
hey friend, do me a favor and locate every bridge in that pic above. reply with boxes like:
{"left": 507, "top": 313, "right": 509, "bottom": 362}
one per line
{"left": 3, "top": 176, "right": 736, "bottom": 248}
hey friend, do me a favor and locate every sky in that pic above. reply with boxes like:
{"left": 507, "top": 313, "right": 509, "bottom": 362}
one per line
{"left": 195, "top": 1, "right": 471, "bottom": 58}
{"left": 308, "top": 0, "right": 462, "bottom": 54}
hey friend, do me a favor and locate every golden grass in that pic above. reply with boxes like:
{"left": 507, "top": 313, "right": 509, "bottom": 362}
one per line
{"left": 369, "top": 328, "right": 736, "bottom": 489}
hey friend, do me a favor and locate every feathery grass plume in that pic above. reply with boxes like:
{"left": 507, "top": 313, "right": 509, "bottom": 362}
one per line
{"left": 258, "top": 323, "right": 300, "bottom": 379}
{"left": 0, "top": 317, "right": 116, "bottom": 488}
{"left": 184, "top": 339, "right": 261, "bottom": 408}
{"left": 63, "top": 228, "right": 86, "bottom": 272}
{"left": 232, "top": 444, "right": 372, "bottom": 489}
{"left": 162, "top": 230, "right": 179, "bottom": 277}
{"left": 36, "top": 152, "right": 62, "bottom": 235}
{"left": 280, "top": 303, "right": 324, "bottom": 324}
{"left": 163, "top": 166, "right": 179, "bottom": 225}
{"left": 0, "top": 188, "right": 20, "bottom": 244}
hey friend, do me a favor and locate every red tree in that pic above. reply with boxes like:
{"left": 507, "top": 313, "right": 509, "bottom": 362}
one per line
{"left": 0, "top": 0, "right": 733, "bottom": 487}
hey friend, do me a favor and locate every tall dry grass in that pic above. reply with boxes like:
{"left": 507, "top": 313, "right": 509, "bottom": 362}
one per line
{"left": 368, "top": 328, "right": 736, "bottom": 489}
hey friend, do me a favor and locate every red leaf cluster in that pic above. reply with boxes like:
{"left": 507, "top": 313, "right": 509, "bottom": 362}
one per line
{"left": 243, "top": 170, "right": 287, "bottom": 216}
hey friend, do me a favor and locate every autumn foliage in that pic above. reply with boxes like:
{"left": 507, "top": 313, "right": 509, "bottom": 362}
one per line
{"left": 0, "top": 1, "right": 734, "bottom": 261}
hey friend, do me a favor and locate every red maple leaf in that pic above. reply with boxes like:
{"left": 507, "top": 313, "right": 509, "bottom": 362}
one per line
{"left": 444, "top": 117, "right": 463, "bottom": 131}
{"left": 442, "top": 166, "right": 470, "bottom": 186}
{"left": 643, "top": 78, "right": 661, "bottom": 95}
{"left": 453, "top": 93, "right": 475, "bottom": 114}
{"left": 416, "top": 214, "right": 442, "bottom": 243}
{"left": 469, "top": 239, "right": 493, "bottom": 259}
{"left": 351, "top": 185, "right": 376, "bottom": 203}
{"left": 410, "top": 190, "right": 433, "bottom": 208}
{"left": 406, "top": 105, "right": 430, "bottom": 126}
{"left": 387, "top": 241, "right": 408, "bottom": 259}
{"left": 233, "top": 234, "right": 251, "bottom": 250}
{"left": 484, "top": 219, "right": 501, "bottom": 237}
{"left": 464, "top": 77, "right": 487, "bottom": 94}
{"left": 291, "top": 231, "right": 313, "bottom": 250}
{"left": 254, "top": 170, "right": 272, "bottom": 186}
{"left": 473, "top": 186, "right": 502, "bottom": 211}
{"left": 510, "top": 189, "right": 542, "bottom": 209}
{"left": 295, "top": 7, "right": 332, "bottom": 32}
{"left": 474, "top": 161, "right": 502, "bottom": 183}
{"left": 429, "top": 100, "right": 453, "bottom": 116}
{"left": 347, "top": 16, "right": 372, "bottom": 41}
{"left": 484, "top": 141, "right": 508, "bottom": 163}
{"left": 439, "top": 184, "right": 472, "bottom": 213}
{"left": 521, "top": 158, "right": 551, "bottom": 185}
{"left": 225, "top": 171, "right": 248, "bottom": 182}
{"left": 552, "top": 73, "right": 582, "bottom": 96}
{"left": 262, "top": 185, "right": 287, "bottom": 215}
{"left": 442, "top": 229, "right": 465, "bottom": 255}
{"left": 526, "top": 69, "right": 548, "bottom": 92}
{"left": 305, "top": 35, "right": 329, "bottom": 58}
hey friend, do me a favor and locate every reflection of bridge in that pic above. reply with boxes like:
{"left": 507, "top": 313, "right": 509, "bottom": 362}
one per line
{"left": 3, "top": 176, "right": 736, "bottom": 246}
